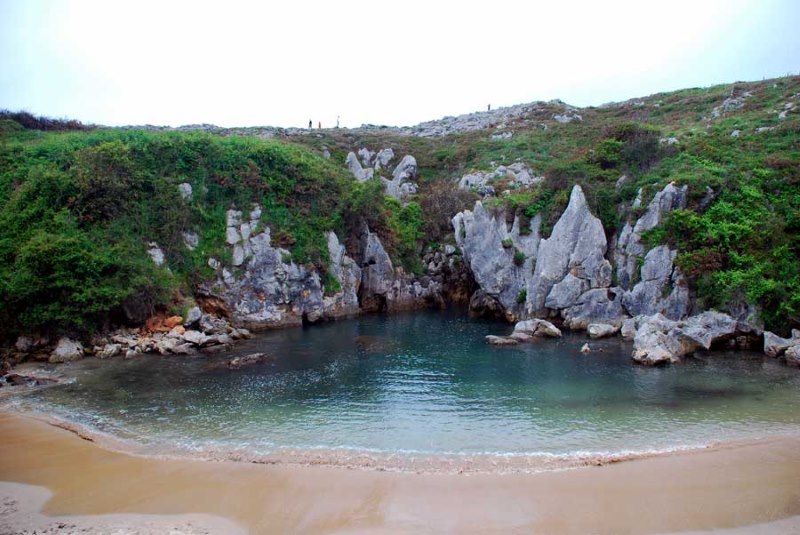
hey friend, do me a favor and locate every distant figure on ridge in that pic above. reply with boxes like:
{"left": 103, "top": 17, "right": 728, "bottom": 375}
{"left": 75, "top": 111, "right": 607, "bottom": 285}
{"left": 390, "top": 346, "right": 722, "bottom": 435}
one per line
{"left": 487, "top": 104, "right": 491, "bottom": 112}
{"left": 308, "top": 119, "right": 312, "bottom": 128}
{"left": 336, "top": 116, "right": 340, "bottom": 128}
{"left": 318, "top": 121, "right": 321, "bottom": 129}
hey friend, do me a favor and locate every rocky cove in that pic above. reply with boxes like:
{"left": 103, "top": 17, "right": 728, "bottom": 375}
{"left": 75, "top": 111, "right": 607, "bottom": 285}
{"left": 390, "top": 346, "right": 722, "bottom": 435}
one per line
{"left": 2, "top": 178, "right": 794, "bottom": 382}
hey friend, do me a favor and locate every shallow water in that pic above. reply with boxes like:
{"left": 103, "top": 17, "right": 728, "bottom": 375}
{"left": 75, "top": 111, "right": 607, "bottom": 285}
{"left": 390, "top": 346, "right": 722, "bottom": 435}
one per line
{"left": 8, "top": 309, "right": 800, "bottom": 465}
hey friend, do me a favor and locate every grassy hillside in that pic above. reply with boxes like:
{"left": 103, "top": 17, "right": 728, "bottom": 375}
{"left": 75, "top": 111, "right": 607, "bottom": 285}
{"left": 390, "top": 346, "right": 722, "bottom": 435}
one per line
{"left": 292, "top": 76, "right": 800, "bottom": 332}
{"left": 1, "top": 75, "right": 798, "bottom": 338}
{"left": 0, "top": 125, "right": 396, "bottom": 337}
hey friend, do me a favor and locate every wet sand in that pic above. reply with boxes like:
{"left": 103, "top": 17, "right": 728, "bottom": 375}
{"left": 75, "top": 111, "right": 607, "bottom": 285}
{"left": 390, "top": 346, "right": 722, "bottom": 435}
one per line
{"left": 2, "top": 411, "right": 800, "bottom": 534}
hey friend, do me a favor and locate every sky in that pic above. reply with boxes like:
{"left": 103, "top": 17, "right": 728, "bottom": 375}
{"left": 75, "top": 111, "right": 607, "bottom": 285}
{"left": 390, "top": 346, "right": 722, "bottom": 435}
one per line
{"left": 1, "top": 0, "right": 798, "bottom": 128}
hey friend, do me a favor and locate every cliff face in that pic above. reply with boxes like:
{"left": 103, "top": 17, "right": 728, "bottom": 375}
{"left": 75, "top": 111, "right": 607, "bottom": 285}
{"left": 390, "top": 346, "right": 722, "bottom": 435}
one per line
{"left": 453, "top": 183, "right": 691, "bottom": 329}
{"left": 201, "top": 209, "right": 442, "bottom": 329}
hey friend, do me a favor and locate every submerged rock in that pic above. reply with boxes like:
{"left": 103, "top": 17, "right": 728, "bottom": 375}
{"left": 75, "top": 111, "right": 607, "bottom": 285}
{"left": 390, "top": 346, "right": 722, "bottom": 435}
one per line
{"left": 486, "top": 335, "right": 519, "bottom": 346}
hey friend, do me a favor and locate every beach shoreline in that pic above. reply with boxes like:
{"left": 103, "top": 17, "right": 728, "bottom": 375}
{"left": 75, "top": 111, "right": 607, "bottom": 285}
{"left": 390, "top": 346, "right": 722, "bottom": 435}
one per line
{"left": 2, "top": 410, "right": 800, "bottom": 534}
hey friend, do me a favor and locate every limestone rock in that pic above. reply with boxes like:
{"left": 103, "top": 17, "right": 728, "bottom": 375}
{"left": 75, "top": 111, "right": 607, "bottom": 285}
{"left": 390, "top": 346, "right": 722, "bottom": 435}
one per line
{"left": 785, "top": 345, "right": 800, "bottom": 367}
{"left": 147, "top": 242, "right": 166, "bottom": 267}
{"left": 632, "top": 311, "right": 748, "bottom": 366}
{"left": 622, "top": 245, "right": 690, "bottom": 320}
{"left": 527, "top": 185, "right": 610, "bottom": 315}
{"left": 97, "top": 343, "right": 122, "bottom": 359}
{"left": 178, "top": 182, "right": 192, "bottom": 200}
{"left": 588, "top": 323, "right": 620, "bottom": 339}
{"left": 454, "top": 201, "right": 540, "bottom": 320}
{"left": 345, "top": 152, "right": 374, "bottom": 182}
{"left": 486, "top": 335, "right": 519, "bottom": 346}
{"left": 182, "top": 330, "right": 209, "bottom": 346}
{"left": 631, "top": 314, "right": 686, "bottom": 366}
{"left": 227, "top": 353, "right": 270, "bottom": 369}
{"left": 49, "top": 337, "right": 84, "bottom": 363}
{"left": 562, "top": 288, "right": 627, "bottom": 330}
{"left": 185, "top": 307, "right": 203, "bottom": 328}
{"left": 764, "top": 330, "right": 800, "bottom": 357}
{"left": 614, "top": 183, "right": 688, "bottom": 291}
{"left": 323, "top": 231, "right": 361, "bottom": 319}
{"left": 513, "top": 318, "right": 562, "bottom": 338}
{"left": 620, "top": 318, "right": 638, "bottom": 340}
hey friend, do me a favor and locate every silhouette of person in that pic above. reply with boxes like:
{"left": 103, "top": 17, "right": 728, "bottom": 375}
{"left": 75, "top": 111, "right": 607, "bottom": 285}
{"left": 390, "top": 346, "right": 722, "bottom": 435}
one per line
{"left": 318, "top": 121, "right": 321, "bottom": 129}
{"left": 488, "top": 104, "right": 491, "bottom": 111}
{"left": 336, "top": 116, "right": 340, "bottom": 128}
{"left": 308, "top": 119, "right": 312, "bottom": 128}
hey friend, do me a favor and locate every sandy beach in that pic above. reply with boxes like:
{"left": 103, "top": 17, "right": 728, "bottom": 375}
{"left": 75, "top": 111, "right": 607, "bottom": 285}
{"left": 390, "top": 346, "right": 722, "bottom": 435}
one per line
{"left": 1, "top": 412, "right": 800, "bottom": 534}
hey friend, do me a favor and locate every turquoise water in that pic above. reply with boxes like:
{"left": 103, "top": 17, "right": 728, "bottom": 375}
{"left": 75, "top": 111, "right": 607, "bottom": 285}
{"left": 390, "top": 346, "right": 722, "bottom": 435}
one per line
{"left": 10, "top": 309, "right": 800, "bottom": 466}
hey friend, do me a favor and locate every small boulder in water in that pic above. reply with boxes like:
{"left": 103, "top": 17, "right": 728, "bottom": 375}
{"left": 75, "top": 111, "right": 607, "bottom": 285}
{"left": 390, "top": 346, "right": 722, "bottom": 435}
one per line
{"left": 227, "top": 353, "right": 270, "bottom": 369}
{"left": 486, "top": 335, "right": 519, "bottom": 346}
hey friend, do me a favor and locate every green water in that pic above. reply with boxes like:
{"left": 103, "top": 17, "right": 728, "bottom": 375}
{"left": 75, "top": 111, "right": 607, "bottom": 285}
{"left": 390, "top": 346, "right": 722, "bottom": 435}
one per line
{"left": 10, "top": 309, "right": 800, "bottom": 462}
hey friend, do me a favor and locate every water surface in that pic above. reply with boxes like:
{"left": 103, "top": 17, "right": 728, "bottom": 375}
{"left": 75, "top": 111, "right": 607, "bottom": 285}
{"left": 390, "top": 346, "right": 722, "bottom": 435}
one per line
{"left": 8, "top": 309, "right": 800, "bottom": 468}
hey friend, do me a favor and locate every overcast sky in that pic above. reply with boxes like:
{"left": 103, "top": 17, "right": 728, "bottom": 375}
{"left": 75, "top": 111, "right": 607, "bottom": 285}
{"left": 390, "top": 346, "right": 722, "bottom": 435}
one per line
{"left": 1, "top": 0, "right": 798, "bottom": 128}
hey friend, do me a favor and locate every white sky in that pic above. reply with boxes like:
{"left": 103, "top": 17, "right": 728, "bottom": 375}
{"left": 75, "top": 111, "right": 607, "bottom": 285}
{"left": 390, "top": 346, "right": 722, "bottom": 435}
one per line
{"left": 1, "top": 0, "right": 798, "bottom": 128}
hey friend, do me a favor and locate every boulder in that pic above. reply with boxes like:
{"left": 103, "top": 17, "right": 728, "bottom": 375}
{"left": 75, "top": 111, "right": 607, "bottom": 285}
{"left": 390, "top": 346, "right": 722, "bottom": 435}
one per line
{"left": 486, "top": 335, "right": 519, "bottom": 346}
{"left": 764, "top": 330, "right": 800, "bottom": 357}
{"left": 185, "top": 306, "right": 203, "bottom": 327}
{"left": 580, "top": 343, "right": 591, "bottom": 354}
{"left": 15, "top": 336, "right": 34, "bottom": 353}
{"left": 587, "top": 323, "right": 619, "bottom": 339}
{"left": 182, "top": 330, "right": 209, "bottom": 346}
{"left": 178, "top": 182, "right": 193, "bottom": 200}
{"left": 97, "top": 343, "right": 122, "bottom": 359}
{"left": 513, "top": 319, "right": 562, "bottom": 338}
{"left": 631, "top": 314, "right": 686, "bottom": 366}
{"left": 785, "top": 345, "right": 800, "bottom": 367}
{"left": 632, "top": 311, "right": 748, "bottom": 366}
{"left": 676, "top": 311, "right": 739, "bottom": 350}
{"left": 49, "top": 337, "right": 84, "bottom": 363}
{"left": 527, "top": 185, "right": 610, "bottom": 315}
{"left": 227, "top": 352, "right": 270, "bottom": 369}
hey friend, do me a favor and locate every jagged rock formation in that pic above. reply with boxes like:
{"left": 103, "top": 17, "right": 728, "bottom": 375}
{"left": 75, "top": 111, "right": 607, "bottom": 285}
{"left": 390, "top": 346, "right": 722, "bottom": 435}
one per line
{"left": 527, "top": 185, "right": 611, "bottom": 316}
{"left": 453, "top": 183, "right": 693, "bottom": 334}
{"left": 458, "top": 162, "right": 543, "bottom": 197}
{"left": 631, "top": 311, "right": 759, "bottom": 366}
{"left": 357, "top": 225, "right": 443, "bottom": 313}
{"left": 345, "top": 148, "right": 418, "bottom": 200}
{"left": 452, "top": 201, "right": 540, "bottom": 321}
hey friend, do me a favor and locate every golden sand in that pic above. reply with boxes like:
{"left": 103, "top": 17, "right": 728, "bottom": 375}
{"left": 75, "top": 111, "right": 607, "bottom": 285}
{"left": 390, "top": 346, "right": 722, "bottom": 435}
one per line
{"left": 2, "top": 411, "right": 800, "bottom": 534}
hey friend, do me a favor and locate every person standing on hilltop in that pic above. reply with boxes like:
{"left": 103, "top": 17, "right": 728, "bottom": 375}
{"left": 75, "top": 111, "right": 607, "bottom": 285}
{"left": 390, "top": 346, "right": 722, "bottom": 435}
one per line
{"left": 308, "top": 119, "right": 312, "bottom": 128}
{"left": 318, "top": 121, "right": 321, "bottom": 129}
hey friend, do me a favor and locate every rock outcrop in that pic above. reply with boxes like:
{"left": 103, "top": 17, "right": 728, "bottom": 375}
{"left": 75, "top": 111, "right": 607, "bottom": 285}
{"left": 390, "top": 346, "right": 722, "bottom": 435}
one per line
{"left": 527, "top": 185, "right": 611, "bottom": 316}
{"left": 453, "top": 201, "right": 540, "bottom": 321}
{"left": 357, "top": 225, "right": 443, "bottom": 313}
{"left": 486, "top": 318, "right": 561, "bottom": 345}
{"left": 632, "top": 311, "right": 756, "bottom": 366}
{"left": 763, "top": 330, "right": 800, "bottom": 357}
{"left": 345, "top": 149, "right": 418, "bottom": 200}
{"left": 458, "top": 162, "right": 543, "bottom": 197}
{"left": 614, "top": 184, "right": 689, "bottom": 319}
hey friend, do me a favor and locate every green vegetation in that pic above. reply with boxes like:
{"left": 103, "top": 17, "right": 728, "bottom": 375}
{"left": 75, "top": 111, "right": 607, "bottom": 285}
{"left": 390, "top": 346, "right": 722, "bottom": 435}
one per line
{"left": 0, "top": 127, "right": 391, "bottom": 337}
{"left": 2, "top": 74, "right": 799, "bottom": 337}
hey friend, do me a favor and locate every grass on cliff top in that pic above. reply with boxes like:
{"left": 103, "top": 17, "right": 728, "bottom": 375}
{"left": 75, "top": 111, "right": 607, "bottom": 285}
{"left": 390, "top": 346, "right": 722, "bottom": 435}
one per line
{"left": 0, "top": 127, "right": 401, "bottom": 338}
